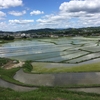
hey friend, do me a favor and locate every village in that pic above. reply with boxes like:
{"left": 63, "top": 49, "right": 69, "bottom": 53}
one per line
{"left": 0, "top": 27, "right": 100, "bottom": 40}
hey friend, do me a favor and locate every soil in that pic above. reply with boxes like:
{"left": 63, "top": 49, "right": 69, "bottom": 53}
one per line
{"left": 3, "top": 60, "right": 24, "bottom": 69}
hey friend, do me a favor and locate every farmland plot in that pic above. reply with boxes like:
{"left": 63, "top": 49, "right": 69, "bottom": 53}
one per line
{"left": 0, "top": 43, "right": 81, "bottom": 58}
{"left": 67, "top": 52, "right": 100, "bottom": 63}
{"left": 80, "top": 45, "right": 100, "bottom": 52}
{"left": 1, "top": 37, "right": 100, "bottom": 63}
{"left": 37, "top": 51, "right": 88, "bottom": 62}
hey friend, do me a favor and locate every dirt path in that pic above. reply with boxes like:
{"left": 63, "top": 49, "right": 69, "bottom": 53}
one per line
{"left": 4, "top": 61, "right": 24, "bottom": 69}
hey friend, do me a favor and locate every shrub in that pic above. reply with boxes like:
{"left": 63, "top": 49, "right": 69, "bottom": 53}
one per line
{"left": 23, "top": 61, "right": 33, "bottom": 72}
{"left": 0, "top": 58, "right": 10, "bottom": 66}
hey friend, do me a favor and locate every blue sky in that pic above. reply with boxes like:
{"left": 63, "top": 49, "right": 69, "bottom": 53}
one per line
{"left": 0, "top": 0, "right": 100, "bottom": 31}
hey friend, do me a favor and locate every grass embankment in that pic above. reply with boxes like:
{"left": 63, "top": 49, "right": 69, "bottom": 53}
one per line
{"left": 0, "top": 86, "right": 100, "bottom": 100}
{"left": 0, "top": 40, "right": 7, "bottom": 44}
{"left": 32, "top": 62, "right": 100, "bottom": 73}
{"left": 0, "top": 58, "right": 10, "bottom": 66}
{"left": 0, "top": 67, "right": 24, "bottom": 85}
{"left": 0, "top": 58, "right": 32, "bottom": 86}
{"left": 0, "top": 40, "right": 14, "bottom": 44}
{"left": 0, "top": 58, "right": 18, "bottom": 83}
{"left": 23, "top": 61, "right": 33, "bottom": 72}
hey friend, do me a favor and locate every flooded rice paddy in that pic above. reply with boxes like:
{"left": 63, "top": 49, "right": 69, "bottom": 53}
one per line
{"left": 0, "top": 37, "right": 100, "bottom": 93}
{"left": 0, "top": 78, "right": 37, "bottom": 91}
{"left": 14, "top": 69, "right": 100, "bottom": 86}
{"left": 0, "top": 37, "right": 100, "bottom": 64}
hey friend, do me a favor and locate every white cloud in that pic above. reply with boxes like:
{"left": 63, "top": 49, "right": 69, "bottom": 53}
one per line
{"left": 0, "top": 22, "right": 8, "bottom": 30}
{"left": 36, "top": 0, "right": 100, "bottom": 29}
{"left": 59, "top": 0, "right": 100, "bottom": 13}
{"left": 9, "top": 19, "right": 34, "bottom": 24}
{"left": 37, "top": 14, "right": 67, "bottom": 24}
{"left": 8, "top": 10, "right": 26, "bottom": 16}
{"left": 1, "top": 0, "right": 100, "bottom": 31}
{"left": 0, "top": 21, "right": 36, "bottom": 31}
{"left": 30, "top": 10, "right": 44, "bottom": 15}
{"left": 0, "top": 11, "right": 6, "bottom": 17}
{"left": 36, "top": 13, "right": 69, "bottom": 29}
{"left": 0, "top": 0, "right": 23, "bottom": 9}
{"left": 0, "top": 11, "right": 6, "bottom": 20}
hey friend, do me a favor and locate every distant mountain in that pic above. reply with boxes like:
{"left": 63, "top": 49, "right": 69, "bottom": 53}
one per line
{"left": 0, "top": 31, "right": 13, "bottom": 34}
{"left": 17, "top": 28, "right": 59, "bottom": 34}
{"left": 0, "top": 26, "right": 100, "bottom": 35}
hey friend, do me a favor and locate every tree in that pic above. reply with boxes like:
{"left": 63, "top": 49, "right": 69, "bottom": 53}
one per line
{"left": 3, "top": 35, "right": 14, "bottom": 40}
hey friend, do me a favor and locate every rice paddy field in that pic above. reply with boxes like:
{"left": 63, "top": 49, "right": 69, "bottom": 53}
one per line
{"left": 0, "top": 37, "right": 100, "bottom": 100}
{"left": 0, "top": 37, "right": 100, "bottom": 64}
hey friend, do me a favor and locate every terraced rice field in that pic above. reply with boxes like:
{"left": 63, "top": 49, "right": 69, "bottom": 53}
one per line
{"left": 0, "top": 37, "right": 100, "bottom": 64}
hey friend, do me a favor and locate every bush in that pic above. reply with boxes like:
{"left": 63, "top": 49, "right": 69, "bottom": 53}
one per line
{"left": 0, "top": 58, "right": 10, "bottom": 66}
{"left": 2, "top": 36, "right": 14, "bottom": 40}
{"left": 23, "top": 61, "right": 33, "bottom": 72}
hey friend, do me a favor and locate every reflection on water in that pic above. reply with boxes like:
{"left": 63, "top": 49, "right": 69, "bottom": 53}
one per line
{"left": 0, "top": 39, "right": 80, "bottom": 61}
{"left": 0, "top": 38, "right": 100, "bottom": 63}
{"left": 14, "top": 69, "right": 100, "bottom": 86}
{"left": 0, "top": 78, "right": 37, "bottom": 91}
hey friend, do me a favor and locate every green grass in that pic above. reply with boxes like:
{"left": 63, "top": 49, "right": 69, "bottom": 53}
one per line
{"left": 0, "top": 86, "right": 100, "bottom": 100}
{"left": 23, "top": 61, "right": 33, "bottom": 72}
{"left": 0, "top": 57, "right": 22, "bottom": 85}
{"left": 0, "top": 60, "right": 36, "bottom": 87}
{"left": 32, "top": 62, "right": 100, "bottom": 73}
{"left": 0, "top": 66, "right": 35, "bottom": 87}
{"left": 0, "top": 40, "right": 7, "bottom": 44}
{"left": 0, "top": 58, "right": 10, "bottom": 66}
{"left": 0, "top": 67, "right": 23, "bottom": 85}
{"left": 0, "top": 39, "right": 14, "bottom": 44}
{"left": 0, "top": 58, "right": 30, "bottom": 86}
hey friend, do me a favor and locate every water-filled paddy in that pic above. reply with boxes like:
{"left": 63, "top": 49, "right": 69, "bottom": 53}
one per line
{"left": 14, "top": 69, "right": 100, "bottom": 86}
{"left": 1, "top": 37, "right": 100, "bottom": 94}
{"left": 0, "top": 78, "right": 37, "bottom": 91}
{"left": 0, "top": 37, "right": 100, "bottom": 64}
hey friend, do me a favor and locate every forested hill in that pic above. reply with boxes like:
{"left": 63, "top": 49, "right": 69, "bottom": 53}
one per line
{"left": 13, "top": 26, "right": 100, "bottom": 35}
{"left": 1, "top": 26, "right": 100, "bottom": 36}
{"left": 17, "top": 28, "right": 60, "bottom": 34}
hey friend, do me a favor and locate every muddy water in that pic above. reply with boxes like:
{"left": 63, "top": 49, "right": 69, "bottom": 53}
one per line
{"left": 0, "top": 78, "right": 37, "bottom": 91}
{"left": 14, "top": 69, "right": 100, "bottom": 86}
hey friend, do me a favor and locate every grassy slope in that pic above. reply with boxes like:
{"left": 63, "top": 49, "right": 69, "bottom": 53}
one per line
{"left": 32, "top": 62, "right": 100, "bottom": 73}
{"left": 0, "top": 59, "right": 30, "bottom": 86}
{"left": 0, "top": 86, "right": 100, "bottom": 100}
{"left": 0, "top": 58, "right": 10, "bottom": 66}
{"left": 0, "top": 67, "right": 24, "bottom": 85}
